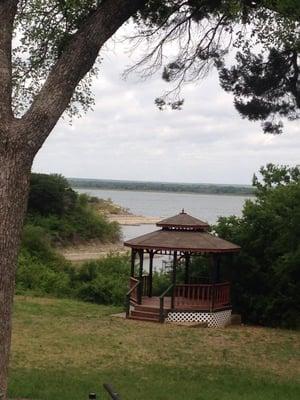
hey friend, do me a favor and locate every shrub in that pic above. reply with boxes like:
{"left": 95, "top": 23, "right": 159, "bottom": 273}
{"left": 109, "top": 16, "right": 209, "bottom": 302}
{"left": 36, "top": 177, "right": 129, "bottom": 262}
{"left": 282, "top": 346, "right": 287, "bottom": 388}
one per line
{"left": 25, "top": 174, "right": 121, "bottom": 245}
{"left": 75, "top": 255, "right": 130, "bottom": 305}
{"left": 17, "top": 226, "right": 74, "bottom": 297}
{"left": 214, "top": 165, "right": 300, "bottom": 328}
{"left": 28, "top": 173, "right": 77, "bottom": 216}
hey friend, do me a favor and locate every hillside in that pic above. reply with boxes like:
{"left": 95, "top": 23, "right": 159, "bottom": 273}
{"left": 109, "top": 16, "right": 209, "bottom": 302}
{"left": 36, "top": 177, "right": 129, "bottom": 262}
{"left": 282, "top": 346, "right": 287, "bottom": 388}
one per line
{"left": 9, "top": 296, "right": 300, "bottom": 400}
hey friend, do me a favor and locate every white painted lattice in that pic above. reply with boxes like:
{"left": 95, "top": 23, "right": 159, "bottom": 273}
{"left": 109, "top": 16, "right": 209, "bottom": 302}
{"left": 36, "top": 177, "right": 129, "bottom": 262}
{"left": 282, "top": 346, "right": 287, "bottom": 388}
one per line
{"left": 166, "top": 309, "right": 232, "bottom": 327}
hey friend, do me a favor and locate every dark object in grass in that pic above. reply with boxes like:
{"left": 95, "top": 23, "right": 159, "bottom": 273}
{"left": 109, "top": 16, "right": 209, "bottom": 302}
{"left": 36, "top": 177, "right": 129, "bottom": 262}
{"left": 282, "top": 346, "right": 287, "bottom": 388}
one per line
{"left": 103, "top": 383, "right": 122, "bottom": 400}
{"left": 89, "top": 393, "right": 97, "bottom": 400}
{"left": 231, "top": 314, "right": 242, "bottom": 326}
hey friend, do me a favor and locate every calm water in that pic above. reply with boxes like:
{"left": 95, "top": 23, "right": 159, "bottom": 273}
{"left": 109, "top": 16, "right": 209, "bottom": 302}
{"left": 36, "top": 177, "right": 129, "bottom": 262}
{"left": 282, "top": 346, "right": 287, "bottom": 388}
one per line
{"left": 76, "top": 188, "right": 252, "bottom": 241}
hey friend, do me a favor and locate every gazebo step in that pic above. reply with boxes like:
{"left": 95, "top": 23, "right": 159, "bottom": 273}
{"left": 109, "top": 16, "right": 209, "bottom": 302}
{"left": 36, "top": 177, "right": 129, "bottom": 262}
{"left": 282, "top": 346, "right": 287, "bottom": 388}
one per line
{"left": 131, "top": 310, "right": 159, "bottom": 319}
{"left": 134, "top": 305, "right": 160, "bottom": 314}
{"left": 129, "top": 315, "right": 160, "bottom": 323}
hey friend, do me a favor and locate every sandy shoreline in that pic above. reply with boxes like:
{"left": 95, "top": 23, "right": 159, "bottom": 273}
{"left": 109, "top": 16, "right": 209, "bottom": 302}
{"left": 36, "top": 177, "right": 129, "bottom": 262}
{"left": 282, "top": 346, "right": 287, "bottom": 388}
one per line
{"left": 59, "top": 241, "right": 127, "bottom": 262}
{"left": 107, "top": 213, "right": 161, "bottom": 225}
{"left": 60, "top": 212, "right": 161, "bottom": 262}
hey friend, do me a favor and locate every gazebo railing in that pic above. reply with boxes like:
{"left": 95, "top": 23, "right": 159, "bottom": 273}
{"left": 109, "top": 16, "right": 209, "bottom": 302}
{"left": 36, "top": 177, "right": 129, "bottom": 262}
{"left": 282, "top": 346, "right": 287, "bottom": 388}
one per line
{"left": 174, "top": 282, "right": 230, "bottom": 310}
{"left": 174, "top": 284, "right": 211, "bottom": 308}
{"left": 129, "top": 277, "right": 139, "bottom": 302}
{"left": 126, "top": 275, "right": 152, "bottom": 318}
{"left": 159, "top": 284, "right": 174, "bottom": 323}
{"left": 141, "top": 274, "right": 151, "bottom": 297}
{"left": 126, "top": 278, "right": 140, "bottom": 318}
{"left": 213, "top": 282, "right": 230, "bottom": 307}
{"left": 133, "top": 274, "right": 151, "bottom": 297}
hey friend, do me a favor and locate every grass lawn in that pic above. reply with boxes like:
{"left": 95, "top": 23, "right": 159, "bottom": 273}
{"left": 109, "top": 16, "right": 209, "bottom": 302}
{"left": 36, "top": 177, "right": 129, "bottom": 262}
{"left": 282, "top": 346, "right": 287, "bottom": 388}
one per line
{"left": 9, "top": 296, "right": 300, "bottom": 400}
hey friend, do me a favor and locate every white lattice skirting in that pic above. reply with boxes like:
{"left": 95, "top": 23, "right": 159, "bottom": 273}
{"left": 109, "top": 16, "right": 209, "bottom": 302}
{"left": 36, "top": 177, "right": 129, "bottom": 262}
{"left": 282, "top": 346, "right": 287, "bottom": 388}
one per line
{"left": 166, "top": 309, "right": 232, "bottom": 327}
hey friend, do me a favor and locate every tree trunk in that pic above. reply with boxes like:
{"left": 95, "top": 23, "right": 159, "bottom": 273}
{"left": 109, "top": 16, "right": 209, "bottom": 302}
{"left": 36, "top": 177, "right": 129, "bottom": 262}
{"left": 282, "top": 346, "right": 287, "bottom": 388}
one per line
{"left": 0, "top": 149, "right": 32, "bottom": 400}
{"left": 0, "top": 2, "right": 148, "bottom": 398}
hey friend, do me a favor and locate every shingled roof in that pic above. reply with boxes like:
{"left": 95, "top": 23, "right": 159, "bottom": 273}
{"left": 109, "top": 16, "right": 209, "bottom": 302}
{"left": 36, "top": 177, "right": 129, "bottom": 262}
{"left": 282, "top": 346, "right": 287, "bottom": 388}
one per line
{"left": 124, "top": 211, "right": 240, "bottom": 254}
{"left": 157, "top": 210, "right": 209, "bottom": 230}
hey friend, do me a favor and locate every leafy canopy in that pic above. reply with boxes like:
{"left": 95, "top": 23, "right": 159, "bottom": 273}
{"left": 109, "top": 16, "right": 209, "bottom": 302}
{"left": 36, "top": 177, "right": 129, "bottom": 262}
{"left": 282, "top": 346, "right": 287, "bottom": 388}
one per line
{"left": 215, "top": 164, "right": 300, "bottom": 328}
{"left": 13, "top": 0, "right": 100, "bottom": 116}
{"left": 12, "top": 1, "right": 299, "bottom": 131}
{"left": 134, "top": 1, "right": 299, "bottom": 133}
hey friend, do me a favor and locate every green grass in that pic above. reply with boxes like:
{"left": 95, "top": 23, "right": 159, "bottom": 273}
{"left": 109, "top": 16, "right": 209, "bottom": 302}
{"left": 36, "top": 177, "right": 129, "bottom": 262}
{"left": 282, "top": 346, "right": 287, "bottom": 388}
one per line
{"left": 9, "top": 296, "right": 300, "bottom": 400}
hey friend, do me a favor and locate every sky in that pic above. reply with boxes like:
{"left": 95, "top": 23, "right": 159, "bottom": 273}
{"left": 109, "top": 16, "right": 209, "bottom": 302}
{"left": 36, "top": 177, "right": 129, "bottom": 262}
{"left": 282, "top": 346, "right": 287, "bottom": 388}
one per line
{"left": 32, "top": 26, "right": 299, "bottom": 185}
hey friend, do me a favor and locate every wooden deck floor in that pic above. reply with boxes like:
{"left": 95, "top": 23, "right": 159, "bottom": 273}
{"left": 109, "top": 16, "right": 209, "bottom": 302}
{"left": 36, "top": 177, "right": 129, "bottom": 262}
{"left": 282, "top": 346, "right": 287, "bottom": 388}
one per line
{"left": 141, "top": 296, "right": 229, "bottom": 311}
{"left": 141, "top": 296, "right": 171, "bottom": 310}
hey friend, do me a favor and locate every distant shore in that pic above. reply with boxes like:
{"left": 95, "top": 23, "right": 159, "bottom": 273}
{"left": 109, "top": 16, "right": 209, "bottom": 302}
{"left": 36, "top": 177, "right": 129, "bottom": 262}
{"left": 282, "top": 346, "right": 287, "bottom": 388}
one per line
{"left": 69, "top": 178, "right": 254, "bottom": 196}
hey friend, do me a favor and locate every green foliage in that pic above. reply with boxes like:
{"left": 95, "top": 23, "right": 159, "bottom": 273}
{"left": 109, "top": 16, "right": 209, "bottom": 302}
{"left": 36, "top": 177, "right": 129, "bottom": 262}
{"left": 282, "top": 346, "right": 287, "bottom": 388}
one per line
{"left": 252, "top": 163, "right": 300, "bottom": 191}
{"left": 214, "top": 164, "right": 300, "bottom": 328}
{"left": 75, "top": 256, "right": 130, "bottom": 305}
{"left": 13, "top": 0, "right": 99, "bottom": 116}
{"left": 219, "top": 48, "right": 300, "bottom": 134}
{"left": 139, "top": 1, "right": 299, "bottom": 133}
{"left": 17, "top": 225, "right": 74, "bottom": 297}
{"left": 26, "top": 173, "right": 120, "bottom": 245}
{"left": 151, "top": 270, "right": 171, "bottom": 296}
{"left": 17, "top": 226, "right": 130, "bottom": 306}
{"left": 12, "top": 0, "right": 299, "bottom": 129}
{"left": 17, "top": 173, "right": 122, "bottom": 303}
{"left": 28, "top": 173, "right": 77, "bottom": 216}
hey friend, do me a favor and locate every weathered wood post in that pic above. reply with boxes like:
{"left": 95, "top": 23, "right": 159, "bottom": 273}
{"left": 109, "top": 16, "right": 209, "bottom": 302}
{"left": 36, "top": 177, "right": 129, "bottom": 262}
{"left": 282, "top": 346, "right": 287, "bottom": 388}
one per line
{"left": 184, "top": 252, "right": 190, "bottom": 284}
{"left": 149, "top": 250, "right": 154, "bottom": 297}
{"left": 171, "top": 251, "right": 177, "bottom": 309}
{"left": 210, "top": 254, "right": 219, "bottom": 312}
{"left": 138, "top": 249, "right": 144, "bottom": 304}
{"left": 130, "top": 249, "right": 136, "bottom": 277}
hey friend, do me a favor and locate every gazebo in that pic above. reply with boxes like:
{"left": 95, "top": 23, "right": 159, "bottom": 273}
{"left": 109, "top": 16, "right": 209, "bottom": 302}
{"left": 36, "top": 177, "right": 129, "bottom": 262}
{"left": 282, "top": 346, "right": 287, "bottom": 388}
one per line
{"left": 124, "top": 210, "right": 240, "bottom": 327}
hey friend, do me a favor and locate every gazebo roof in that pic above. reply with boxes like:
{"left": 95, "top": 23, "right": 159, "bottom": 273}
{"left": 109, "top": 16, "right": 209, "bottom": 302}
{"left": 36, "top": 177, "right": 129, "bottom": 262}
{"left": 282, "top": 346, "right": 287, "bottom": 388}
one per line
{"left": 157, "top": 210, "right": 209, "bottom": 230}
{"left": 124, "top": 211, "right": 240, "bottom": 254}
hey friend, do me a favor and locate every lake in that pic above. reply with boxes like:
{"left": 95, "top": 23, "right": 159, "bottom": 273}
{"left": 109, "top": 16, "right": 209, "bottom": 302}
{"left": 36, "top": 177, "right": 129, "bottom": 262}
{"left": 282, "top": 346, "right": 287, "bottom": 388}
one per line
{"left": 76, "top": 188, "right": 252, "bottom": 241}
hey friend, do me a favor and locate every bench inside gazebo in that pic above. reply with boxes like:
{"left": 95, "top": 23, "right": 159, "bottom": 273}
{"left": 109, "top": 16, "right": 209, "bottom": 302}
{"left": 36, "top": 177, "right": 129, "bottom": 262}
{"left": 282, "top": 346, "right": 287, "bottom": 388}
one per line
{"left": 124, "top": 210, "right": 240, "bottom": 327}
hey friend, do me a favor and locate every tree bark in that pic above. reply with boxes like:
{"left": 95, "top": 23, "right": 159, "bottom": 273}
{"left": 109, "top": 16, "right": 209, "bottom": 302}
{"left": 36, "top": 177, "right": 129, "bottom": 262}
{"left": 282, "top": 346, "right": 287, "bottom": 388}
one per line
{"left": 0, "top": 1, "right": 147, "bottom": 399}
{"left": 0, "top": 1, "right": 17, "bottom": 117}
{"left": 0, "top": 147, "right": 33, "bottom": 400}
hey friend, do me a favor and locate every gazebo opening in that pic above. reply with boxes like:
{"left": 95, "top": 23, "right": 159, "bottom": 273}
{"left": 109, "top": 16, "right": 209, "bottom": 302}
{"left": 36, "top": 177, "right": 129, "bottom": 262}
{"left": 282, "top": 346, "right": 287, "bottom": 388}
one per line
{"left": 124, "top": 210, "right": 240, "bottom": 327}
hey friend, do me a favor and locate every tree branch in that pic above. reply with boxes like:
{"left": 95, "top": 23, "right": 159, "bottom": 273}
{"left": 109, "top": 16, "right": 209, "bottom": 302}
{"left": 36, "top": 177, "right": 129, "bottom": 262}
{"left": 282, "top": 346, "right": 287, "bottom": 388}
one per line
{"left": 0, "top": 0, "right": 18, "bottom": 122}
{"left": 22, "top": 0, "right": 146, "bottom": 152}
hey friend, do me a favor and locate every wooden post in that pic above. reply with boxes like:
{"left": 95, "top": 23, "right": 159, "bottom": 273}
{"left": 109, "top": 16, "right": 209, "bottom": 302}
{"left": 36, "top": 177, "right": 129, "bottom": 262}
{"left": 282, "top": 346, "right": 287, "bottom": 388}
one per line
{"left": 138, "top": 250, "right": 143, "bottom": 304}
{"left": 216, "top": 254, "right": 221, "bottom": 283}
{"left": 210, "top": 254, "right": 218, "bottom": 312}
{"left": 130, "top": 249, "right": 136, "bottom": 277}
{"left": 171, "top": 251, "right": 177, "bottom": 309}
{"left": 149, "top": 250, "right": 154, "bottom": 297}
{"left": 184, "top": 253, "right": 190, "bottom": 284}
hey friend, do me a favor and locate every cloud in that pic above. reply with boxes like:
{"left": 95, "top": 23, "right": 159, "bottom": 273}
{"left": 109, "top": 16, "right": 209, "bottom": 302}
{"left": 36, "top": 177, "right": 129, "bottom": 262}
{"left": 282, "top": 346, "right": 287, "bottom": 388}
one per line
{"left": 33, "top": 27, "right": 300, "bottom": 184}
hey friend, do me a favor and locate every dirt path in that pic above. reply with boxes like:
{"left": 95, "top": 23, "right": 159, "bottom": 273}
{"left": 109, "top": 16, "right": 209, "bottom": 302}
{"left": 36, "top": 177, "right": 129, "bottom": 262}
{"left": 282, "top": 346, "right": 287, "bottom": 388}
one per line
{"left": 58, "top": 241, "right": 128, "bottom": 262}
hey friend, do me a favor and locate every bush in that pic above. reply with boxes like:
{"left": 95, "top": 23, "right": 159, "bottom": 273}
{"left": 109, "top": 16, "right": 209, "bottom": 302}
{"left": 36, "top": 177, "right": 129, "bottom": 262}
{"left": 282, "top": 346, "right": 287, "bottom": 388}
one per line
{"left": 214, "top": 164, "right": 300, "bottom": 328}
{"left": 75, "top": 255, "right": 130, "bottom": 305}
{"left": 17, "top": 173, "right": 123, "bottom": 303}
{"left": 26, "top": 174, "right": 121, "bottom": 245}
{"left": 17, "top": 227, "right": 130, "bottom": 306}
{"left": 28, "top": 173, "right": 77, "bottom": 216}
{"left": 17, "top": 226, "right": 74, "bottom": 297}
